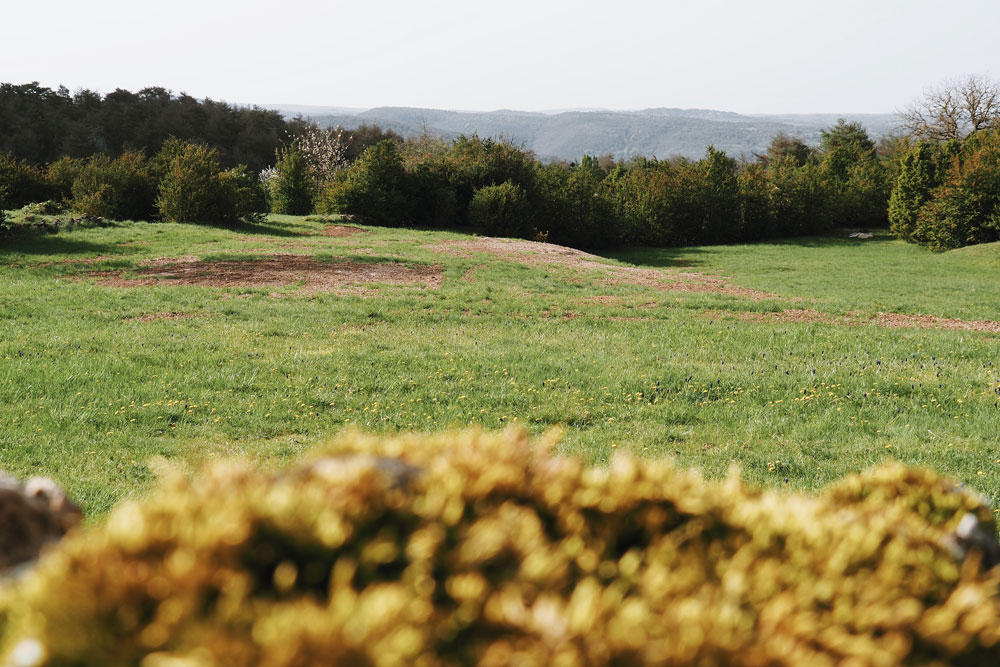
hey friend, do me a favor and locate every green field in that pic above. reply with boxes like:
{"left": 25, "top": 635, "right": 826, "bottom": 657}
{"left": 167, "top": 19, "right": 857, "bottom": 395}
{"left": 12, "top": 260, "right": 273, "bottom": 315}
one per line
{"left": 2, "top": 214, "right": 999, "bottom": 518}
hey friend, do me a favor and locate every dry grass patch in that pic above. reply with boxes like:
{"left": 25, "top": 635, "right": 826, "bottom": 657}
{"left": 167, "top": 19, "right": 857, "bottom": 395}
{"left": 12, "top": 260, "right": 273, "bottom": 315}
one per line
{"left": 127, "top": 312, "right": 202, "bottom": 323}
{"left": 709, "top": 308, "right": 1000, "bottom": 333}
{"left": 427, "top": 237, "right": 778, "bottom": 299}
{"left": 316, "top": 224, "right": 368, "bottom": 237}
{"left": 79, "top": 255, "right": 443, "bottom": 294}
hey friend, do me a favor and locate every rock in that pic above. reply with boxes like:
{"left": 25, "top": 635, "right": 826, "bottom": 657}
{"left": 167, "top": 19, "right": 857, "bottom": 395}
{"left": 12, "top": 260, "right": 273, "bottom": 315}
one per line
{"left": 0, "top": 472, "right": 81, "bottom": 576}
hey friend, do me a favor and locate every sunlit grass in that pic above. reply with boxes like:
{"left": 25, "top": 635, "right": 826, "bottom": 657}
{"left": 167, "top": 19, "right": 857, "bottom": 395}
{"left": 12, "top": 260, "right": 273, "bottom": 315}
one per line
{"left": 2, "top": 216, "right": 999, "bottom": 517}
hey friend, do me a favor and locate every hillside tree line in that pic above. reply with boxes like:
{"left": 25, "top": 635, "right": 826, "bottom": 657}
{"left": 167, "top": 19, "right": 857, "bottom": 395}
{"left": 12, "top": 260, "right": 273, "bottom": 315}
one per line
{"left": 3, "top": 78, "right": 1000, "bottom": 251}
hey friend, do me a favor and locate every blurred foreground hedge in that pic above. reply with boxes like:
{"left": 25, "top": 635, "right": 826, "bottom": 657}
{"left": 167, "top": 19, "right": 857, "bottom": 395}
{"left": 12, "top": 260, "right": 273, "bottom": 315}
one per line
{"left": 3, "top": 429, "right": 1000, "bottom": 666}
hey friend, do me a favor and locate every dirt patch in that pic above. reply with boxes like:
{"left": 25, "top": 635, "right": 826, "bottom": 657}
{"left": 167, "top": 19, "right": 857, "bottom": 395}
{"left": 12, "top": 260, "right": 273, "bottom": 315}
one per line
{"left": 128, "top": 312, "right": 201, "bottom": 323}
{"left": 875, "top": 312, "right": 1000, "bottom": 333}
{"left": 579, "top": 295, "right": 628, "bottom": 306}
{"left": 427, "top": 237, "right": 777, "bottom": 300}
{"left": 709, "top": 308, "right": 1000, "bottom": 333}
{"left": 713, "top": 309, "right": 843, "bottom": 325}
{"left": 138, "top": 256, "right": 201, "bottom": 267}
{"left": 317, "top": 225, "right": 368, "bottom": 237}
{"left": 80, "top": 255, "right": 443, "bottom": 294}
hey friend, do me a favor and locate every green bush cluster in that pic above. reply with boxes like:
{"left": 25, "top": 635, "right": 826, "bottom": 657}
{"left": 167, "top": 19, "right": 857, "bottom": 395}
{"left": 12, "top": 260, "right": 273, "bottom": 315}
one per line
{"left": 0, "top": 153, "right": 51, "bottom": 209}
{"left": 69, "top": 151, "right": 157, "bottom": 220}
{"left": 468, "top": 181, "right": 532, "bottom": 237}
{"left": 268, "top": 143, "right": 314, "bottom": 215}
{"left": 4, "top": 430, "right": 1000, "bottom": 666}
{"left": 317, "top": 125, "right": 889, "bottom": 249}
{"left": 316, "top": 140, "right": 410, "bottom": 225}
{"left": 3, "top": 140, "right": 266, "bottom": 225}
{"left": 889, "top": 132, "right": 1000, "bottom": 250}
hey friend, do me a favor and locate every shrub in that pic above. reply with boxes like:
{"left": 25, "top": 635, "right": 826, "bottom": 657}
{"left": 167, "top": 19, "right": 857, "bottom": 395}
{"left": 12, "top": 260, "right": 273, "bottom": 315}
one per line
{"left": 155, "top": 141, "right": 263, "bottom": 224}
{"left": 904, "top": 132, "right": 1000, "bottom": 250}
{"left": 889, "top": 142, "right": 939, "bottom": 241}
{"left": 21, "top": 200, "right": 64, "bottom": 216}
{"left": 70, "top": 151, "right": 157, "bottom": 220}
{"left": 467, "top": 181, "right": 533, "bottom": 237}
{"left": 443, "top": 135, "right": 537, "bottom": 223}
{"left": 765, "top": 156, "right": 836, "bottom": 236}
{"left": 3, "top": 430, "right": 1000, "bottom": 665}
{"left": 219, "top": 165, "right": 268, "bottom": 224}
{"left": 156, "top": 142, "right": 223, "bottom": 222}
{"left": 695, "top": 146, "right": 742, "bottom": 243}
{"left": 0, "top": 153, "right": 50, "bottom": 208}
{"left": 46, "top": 157, "right": 84, "bottom": 203}
{"left": 315, "top": 140, "right": 410, "bottom": 225}
{"left": 269, "top": 143, "right": 313, "bottom": 215}
{"left": 818, "top": 120, "right": 890, "bottom": 227}
{"left": 535, "top": 158, "right": 616, "bottom": 248}
{"left": 737, "top": 162, "right": 776, "bottom": 239}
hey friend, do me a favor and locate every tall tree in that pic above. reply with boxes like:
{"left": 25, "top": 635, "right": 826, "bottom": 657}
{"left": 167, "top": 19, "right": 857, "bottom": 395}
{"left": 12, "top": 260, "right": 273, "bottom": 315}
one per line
{"left": 900, "top": 75, "right": 1000, "bottom": 142}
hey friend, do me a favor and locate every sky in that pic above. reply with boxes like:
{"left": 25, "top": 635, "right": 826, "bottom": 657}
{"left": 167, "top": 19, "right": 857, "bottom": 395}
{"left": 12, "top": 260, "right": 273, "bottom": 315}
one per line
{"left": 4, "top": 0, "right": 1000, "bottom": 115}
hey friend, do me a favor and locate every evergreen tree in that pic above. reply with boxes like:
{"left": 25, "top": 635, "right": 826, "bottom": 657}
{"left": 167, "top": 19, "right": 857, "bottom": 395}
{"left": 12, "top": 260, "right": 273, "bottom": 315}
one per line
{"left": 888, "top": 141, "right": 939, "bottom": 241}
{"left": 270, "top": 144, "right": 313, "bottom": 215}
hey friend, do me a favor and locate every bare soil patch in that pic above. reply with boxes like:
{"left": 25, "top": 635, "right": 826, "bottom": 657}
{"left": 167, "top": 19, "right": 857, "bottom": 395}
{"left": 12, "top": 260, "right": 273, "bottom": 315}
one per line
{"left": 714, "top": 309, "right": 842, "bottom": 325}
{"left": 80, "top": 255, "right": 443, "bottom": 294}
{"left": 317, "top": 225, "right": 368, "bottom": 237}
{"left": 709, "top": 308, "right": 1000, "bottom": 333}
{"left": 875, "top": 312, "right": 1000, "bottom": 333}
{"left": 128, "top": 312, "right": 201, "bottom": 323}
{"left": 427, "top": 237, "right": 777, "bottom": 300}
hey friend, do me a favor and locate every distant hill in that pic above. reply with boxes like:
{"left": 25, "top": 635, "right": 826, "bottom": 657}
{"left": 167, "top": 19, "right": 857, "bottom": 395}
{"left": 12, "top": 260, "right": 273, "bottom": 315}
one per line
{"left": 268, "top": 105, "right": 899, "bottom": 162}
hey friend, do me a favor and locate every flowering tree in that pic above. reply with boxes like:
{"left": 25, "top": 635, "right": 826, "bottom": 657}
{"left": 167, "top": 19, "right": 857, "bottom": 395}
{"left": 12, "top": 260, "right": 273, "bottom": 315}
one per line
{"left": 289, "top": 122, "right": 349, "bottom": 187}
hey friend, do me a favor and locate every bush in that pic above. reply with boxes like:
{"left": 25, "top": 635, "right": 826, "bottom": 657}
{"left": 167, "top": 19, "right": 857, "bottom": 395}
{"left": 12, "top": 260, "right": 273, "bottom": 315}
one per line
{"left": 442, "top": 135, "right": 538, "bottom": 223}
{"left": 695, "top": 146, "right": 742, "bottom": 243}
{"left": 46, "top": 157, "right": 84, "bottom": 203}
{"left": 468, "top": 181, "right": 533, "bottom": 237}
{"left": 269, "top": 143, "right": 313, "bottom": 215}
{"left": 535, "top": 158, "right": 616, "bottom": 248}
{"left": 902, "top": 132, "right": 1000, "bottom": 250}
{"left": 70, "top": 151, "right": 157, "bottom": 220}
{"left": 818, "top": 120, "right": 890, "bottom": 227}
{"left": 155, "top": 140, "right": 264, "bottom": 224}
{"left": 20, "top": 200, "right": 64, "bottom": 216}
{"left": 4, "top": 430, "right": 1000, "bottom": 665}
{"left": 219, "top": 165, "right": 268, "bottom": 225}
{"left": 316, "top": 140, "right": 410, "bottom": 225}
{"left": 0, "top": 153, "right": 50, "bottom": 208}
{"left": 764, "top": 156, "right": 836, "bottom": 236}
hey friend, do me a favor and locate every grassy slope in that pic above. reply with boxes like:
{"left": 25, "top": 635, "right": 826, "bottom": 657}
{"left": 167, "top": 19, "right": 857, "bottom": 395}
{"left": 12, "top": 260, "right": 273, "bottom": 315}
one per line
{"left": 2, "top": 215, "right": 998, "bottom": 518}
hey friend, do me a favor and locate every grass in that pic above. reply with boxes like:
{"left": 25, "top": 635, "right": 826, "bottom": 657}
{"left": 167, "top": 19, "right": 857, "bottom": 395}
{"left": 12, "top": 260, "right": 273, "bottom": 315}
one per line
{"left": 2, "top": 214, "right": 999, "bottom": 518}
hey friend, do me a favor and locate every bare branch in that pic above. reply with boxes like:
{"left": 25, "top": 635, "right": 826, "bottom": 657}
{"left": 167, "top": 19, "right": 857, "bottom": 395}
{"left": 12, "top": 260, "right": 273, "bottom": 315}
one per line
{"left": 898, "top": 75, "right": 1000, "bottom": 141}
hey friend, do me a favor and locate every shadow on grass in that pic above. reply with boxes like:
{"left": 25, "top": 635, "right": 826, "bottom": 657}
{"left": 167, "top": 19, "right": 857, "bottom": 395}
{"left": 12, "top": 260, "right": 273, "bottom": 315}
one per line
{"left": 0, "top": 234, "right": 139, "bottom": 259}
{"left": 600, "top": 247, "right": 711, "bottom": 269}
{"left": 215, "top": 220, "right": 305, "bottom": 238}
{"left": 599, "top": 229, "right": 896, "bottom": 268}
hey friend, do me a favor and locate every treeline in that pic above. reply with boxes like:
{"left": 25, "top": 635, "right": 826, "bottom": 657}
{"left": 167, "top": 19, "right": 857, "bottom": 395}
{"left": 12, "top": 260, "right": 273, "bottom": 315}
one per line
{"left": 5, "top": 78, "right": 1000, "bottom": 251}
{"left": 0, "top": 140, "right": 265, "bottom": 225}
{"left": 302, "top": 120, "right": 890, "bottom": 249}
{"left": 0, "top": 83, "right": 401, "bottom": 225}
{"left": 0, "top": 82, "right": 289, "bottom": 172}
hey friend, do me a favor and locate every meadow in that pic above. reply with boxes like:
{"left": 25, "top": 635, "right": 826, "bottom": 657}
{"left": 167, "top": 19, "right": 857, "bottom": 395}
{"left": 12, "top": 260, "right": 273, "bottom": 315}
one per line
{"left": 2, "top": 213, "right": 999, "bottom": 518}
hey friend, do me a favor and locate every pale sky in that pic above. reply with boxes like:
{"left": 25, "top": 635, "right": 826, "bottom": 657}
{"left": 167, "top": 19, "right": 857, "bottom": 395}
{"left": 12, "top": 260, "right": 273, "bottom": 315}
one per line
{"left": 4, "top": 0, "right": 999, "bottom": 115}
